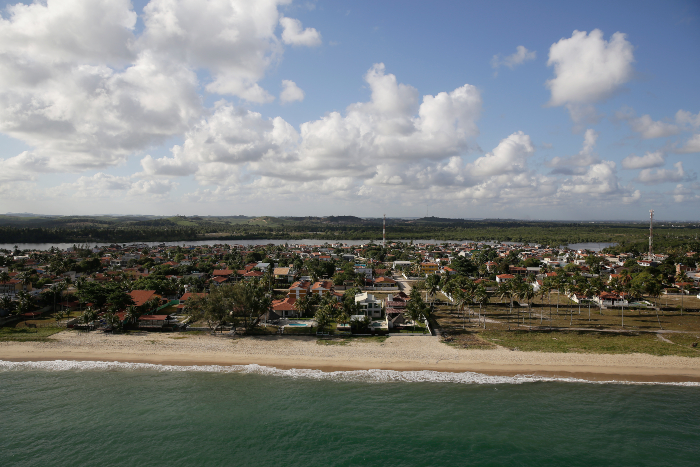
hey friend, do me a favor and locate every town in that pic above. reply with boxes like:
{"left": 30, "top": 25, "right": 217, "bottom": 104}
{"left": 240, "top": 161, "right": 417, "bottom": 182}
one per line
{"left": 1, "top": 238, "right": 699, "bottom": 354}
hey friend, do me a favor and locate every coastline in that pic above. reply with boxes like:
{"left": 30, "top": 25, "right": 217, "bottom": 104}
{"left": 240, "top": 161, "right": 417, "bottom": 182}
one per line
{"left": 3, "top": 331, "right": 700, "bottom": 383}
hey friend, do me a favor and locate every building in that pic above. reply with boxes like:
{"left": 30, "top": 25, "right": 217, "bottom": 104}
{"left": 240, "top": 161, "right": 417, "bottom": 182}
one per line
{"left": 355, "top": 292, "right": 383, "bottom": 318}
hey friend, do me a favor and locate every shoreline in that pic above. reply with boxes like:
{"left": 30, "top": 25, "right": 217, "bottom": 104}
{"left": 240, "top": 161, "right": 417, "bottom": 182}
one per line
{"left": 3, "top": 332, "right": 700, "bottom": 384}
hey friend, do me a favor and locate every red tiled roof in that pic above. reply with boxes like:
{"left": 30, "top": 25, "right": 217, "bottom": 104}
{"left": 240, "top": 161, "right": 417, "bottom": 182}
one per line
{"left": 272, "top": 297, "right": 296, "bottom": 311}
{"left": 129, "top": 290, "right": 157, "bottom": 307}
{"left": 180, "top": 292, "right": 207, "bottom": 301}
{"left": 213, "top": 269, "right": 233, "bottom": 276}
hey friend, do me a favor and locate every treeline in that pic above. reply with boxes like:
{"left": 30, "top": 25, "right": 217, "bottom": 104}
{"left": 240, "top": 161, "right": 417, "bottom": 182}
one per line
{"left": 0, "top": 218, "right": 697, "bottom": 251}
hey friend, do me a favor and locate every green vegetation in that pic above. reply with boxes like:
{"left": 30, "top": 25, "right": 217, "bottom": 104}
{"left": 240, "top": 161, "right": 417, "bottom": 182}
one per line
{"left": 0, "top": 326, "right": 64, "bottom": 342}
{"left": 478, "top": 330, "right": 700, "bottom": 358}
{"left": 1, "top": 214, "right": 698, "bottom": 249}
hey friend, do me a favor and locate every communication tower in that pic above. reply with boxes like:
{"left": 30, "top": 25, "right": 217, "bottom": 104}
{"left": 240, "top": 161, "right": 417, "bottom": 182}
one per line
{"left": 383, "top": 214, "right": 386, "bottom": 248}
{"left": 648, "top": 209, "right": 654, "bottom": 261}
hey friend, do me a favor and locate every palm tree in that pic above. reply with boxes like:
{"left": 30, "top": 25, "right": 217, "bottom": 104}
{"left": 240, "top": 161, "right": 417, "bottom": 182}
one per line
{"left": 675, "top": 271, "right": 689, "bottom": 315}
{"left": 497, "top": 281, "right": 512, "bottom": 324}
{"left": 645, "top": 278, "right": 663, "bottom": 329}
{"left": 453, "top": 289, "right": 467, "bottom": 328}
{"left": 0, "top": 270, "right": 10, "bottom": 285}
{"left": 519, "top": 283, "right": 536, "bottom": 326}
{"left": 425, "top": 274, "right": 440, "bottom": 307}
{"left": 1, "top": 294, "right": 15, "bottom": 315}
{"left": 474, "top": 285, "right": 489, "bottom": 329}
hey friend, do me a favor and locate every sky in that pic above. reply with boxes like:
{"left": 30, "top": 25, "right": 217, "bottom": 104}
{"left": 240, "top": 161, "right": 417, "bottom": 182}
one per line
{"left": 0, "top": 0, "right": 699, "bottom": 221}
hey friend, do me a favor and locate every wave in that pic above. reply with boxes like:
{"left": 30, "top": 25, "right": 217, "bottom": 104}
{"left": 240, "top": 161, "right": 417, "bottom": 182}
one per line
{"left": 2, "top": 360, "right": 699, "bottom": 386}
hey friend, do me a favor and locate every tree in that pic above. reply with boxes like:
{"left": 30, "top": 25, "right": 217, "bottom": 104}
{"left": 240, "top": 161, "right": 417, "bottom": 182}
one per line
{"left": 0, "top": 270, "right": 10, "bottom": 284}
{"left": 519, "top": 282, "right": 536, "bottom": 326}
{"left": 405, "top": 293, "right": 428, "bottom": 333}
{"left": 1, "top": 294, "right": 14, "bottom": 315}
{"left": 474, "top": 284, "right": 489, "bottom": 329}
{"left": 80, "top": 307, "right": 98, "bottom": 326}
{"left": 314, "top": 302, "right": 334, "bottom": 334}
{"left": 675, "top": 271, "right": 689, "bottom": 315}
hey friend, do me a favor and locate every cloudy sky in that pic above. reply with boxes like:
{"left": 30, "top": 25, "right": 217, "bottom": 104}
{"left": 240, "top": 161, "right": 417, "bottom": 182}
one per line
{"left": 0, "top": 0, "right": 698, "bottom": 220}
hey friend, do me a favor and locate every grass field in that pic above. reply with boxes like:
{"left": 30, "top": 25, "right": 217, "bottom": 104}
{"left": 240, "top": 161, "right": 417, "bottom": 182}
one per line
{"left": 433, "top": 291, "right": 700, "bottom": 357}
{"left": 0, "top": 326, "right": 64, "bottom": 342}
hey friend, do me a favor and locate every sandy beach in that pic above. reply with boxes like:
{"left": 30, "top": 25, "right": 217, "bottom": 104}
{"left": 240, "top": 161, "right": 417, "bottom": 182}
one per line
{"left": 3, "top": 331, "right": 700, "bottom": 383}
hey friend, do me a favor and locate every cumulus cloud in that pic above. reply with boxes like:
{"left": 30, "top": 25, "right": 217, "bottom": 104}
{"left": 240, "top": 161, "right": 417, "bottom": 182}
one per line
{"left": 546, "top": 30, "right": 634, "bottom": 124}
{"left": 58, "top": 172, "right": 176, "bottom": 198}
{"left": 546, "top": 129, "right": 600, "bottom": 174}
{"left": 547, "top": 30, "right": 634, "bottom": 105}
{"left": 0, "top": 0, "right": 323, "bottom": 174}
{"left": 675, "top": 134, "right": 700, "bottom": 154}
{"left": 676, "top": 110, "right": 700, "bottom": 128}
{"left": 615, "top": 107, "right": 680, "bottom": 139}
{"left": 280, "top": 16, "right": 322, "bottom": 46}
{"left": 621, "top": 151, "right": 665, "bottom": 170}
{"left": 559, "top": 161, "right": 623, "bottom": 196}
{"left": 491, "top": 45, "right": 536, "bottom": 74}
{"left": 280, "top": 80, "right": 305, "bottom": 103}
{"left": 254, "top": 63, "right": 482, "bottom": 181}
{"left": 636, "top": 161, "right": 693, "bottom": 185}
{"left": 671, "top": 184, "right": 699, "bottom": 203}
{"left": 470, "top": 131, "right": 535, "bottom": 177}
{"left": 140, "top": 101, "right": 299, "bottom": 184}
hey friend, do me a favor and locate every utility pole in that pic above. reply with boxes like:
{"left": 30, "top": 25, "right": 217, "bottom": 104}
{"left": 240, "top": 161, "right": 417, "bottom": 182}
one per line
{"left": 649, "top": 209, "right": 654, "bottom": 261}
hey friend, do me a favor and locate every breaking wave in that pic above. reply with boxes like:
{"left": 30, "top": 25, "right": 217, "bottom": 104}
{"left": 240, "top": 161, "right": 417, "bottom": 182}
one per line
{"left": 1, "top": 360, "right": 698, "bottom": 386}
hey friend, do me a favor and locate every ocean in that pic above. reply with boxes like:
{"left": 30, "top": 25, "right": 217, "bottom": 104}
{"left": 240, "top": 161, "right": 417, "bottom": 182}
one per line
{"left": 2, "top": 361, "right": 698, "bottom": 466}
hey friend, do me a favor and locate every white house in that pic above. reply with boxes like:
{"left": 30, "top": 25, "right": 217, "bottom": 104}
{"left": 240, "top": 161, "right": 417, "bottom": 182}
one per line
{"left": 355, "top": 292, "right": 383, "bottom": 318}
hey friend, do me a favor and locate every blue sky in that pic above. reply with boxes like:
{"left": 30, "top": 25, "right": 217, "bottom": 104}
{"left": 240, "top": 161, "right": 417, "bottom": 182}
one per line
{"left": 0, "top": 0, "right": 698, "bottom": 220}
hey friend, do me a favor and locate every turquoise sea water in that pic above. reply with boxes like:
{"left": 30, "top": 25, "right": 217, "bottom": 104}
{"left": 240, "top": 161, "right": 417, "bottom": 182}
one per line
{"left": 2, "top": 362, "right": 699, "bottom": 467}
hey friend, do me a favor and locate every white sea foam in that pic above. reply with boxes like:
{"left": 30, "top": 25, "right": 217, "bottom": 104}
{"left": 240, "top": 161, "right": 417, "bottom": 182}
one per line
{"left": 2, "top": 360, "right": 699, "bottom": 386}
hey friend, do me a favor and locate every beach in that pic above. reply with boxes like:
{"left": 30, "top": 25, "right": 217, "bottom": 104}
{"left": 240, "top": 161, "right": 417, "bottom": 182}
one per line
{"left": 3, "top": 331, "right": 700, "bottom": 383}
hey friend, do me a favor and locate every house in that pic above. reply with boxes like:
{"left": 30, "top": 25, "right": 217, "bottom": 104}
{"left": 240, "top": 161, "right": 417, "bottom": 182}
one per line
{"left": 594, "top": 292, "right": 628, "bottom": 308}
{"left": 496, "top": 274, "right": 515, "bottom": 283}
{"left": 271, "top": 297, "right": 297, "bottom": 318}
{"left": 372, "top": 276, "right": 398, "bottom": 290}
{"left": 129, "top": 290, "right": 160, "bottom": 308}
{"left": 0, "top": 279, "right": 31, "bottom": 295}
{"left": 288, "top": 280, "right": 311, "bottom": 299}
{"left": 420, "top": 262, "right": 438, "bottom": 275}
{"left": 177, "top": 292, "right": 208, "bottom": 311}
{"left": 355, "top": 292, "right": 383, "bottom": 318}
{"left": 138, "top": 314, "right": 171, "bottom": 329}
{"left": 273, "top": 267, "right": 295, "bottom": 283}
{"left": 311, "top": 280, "right": 334, "bottom": 296}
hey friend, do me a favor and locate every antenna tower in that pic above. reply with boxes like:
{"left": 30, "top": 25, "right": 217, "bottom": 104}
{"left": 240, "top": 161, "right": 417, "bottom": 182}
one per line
{"left": 648, "top": 209, "right": 654, "bottom": 261}
{"left": 383, "top": 214, "right": 386, "bottom": 248}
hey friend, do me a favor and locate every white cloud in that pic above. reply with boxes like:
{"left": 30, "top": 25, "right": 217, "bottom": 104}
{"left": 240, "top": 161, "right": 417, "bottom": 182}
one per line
{"left": 547, "top": 129, "right": 600, "bottom": 172}
{"left": 636, "top": 161, "right": 692, "bottom": 185}
{"left": 491, "top": 45, "right": 536, "bottom": 73}
{"left": 280, "top": 16, "right": 321, "bottom": 46}
{"left": 559, "top": 161, "right": 622, "bottom": 196}
{"left": 615, "top": 108, "right": 680, "bottom": 139}
{"left": 0, "top": 0, "right": 325, "bottom": 175}
{"left": 675, "top": 110, "right": 700, "bottom": 128}
{"left": 675, "top": 134, "right": 700, "bottom": 154}
{"left": 280, "top": 80, "right": 305, "bottom": 103}
{"left": 671, "top": 184, "right": 699, "bottom": 203}
{"left": 0, "top": 0, "right": 137, "bottom": 66}
{"left": 140, "top": 101, "right": 299, "bottom": 182}
{"left": 621, "top": 151, "right": 665, "bottom": 170}
{"left": 546, "top": 30, "right": 634, "bottom": 124}
{"left": 58, "top": 172, "right": 176, "bottom": 198}
{"left": 470, "top": 131, "right": 535, "bottom": 177}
